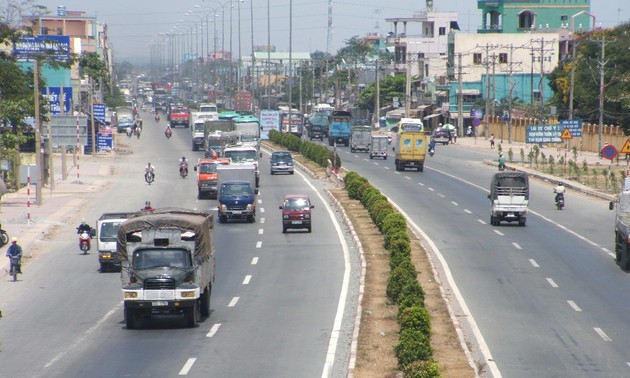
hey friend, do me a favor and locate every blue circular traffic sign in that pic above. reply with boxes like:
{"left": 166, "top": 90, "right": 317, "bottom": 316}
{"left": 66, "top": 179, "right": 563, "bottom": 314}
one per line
{"left": 601, "top": 145, "right": 618, "bottom": 160}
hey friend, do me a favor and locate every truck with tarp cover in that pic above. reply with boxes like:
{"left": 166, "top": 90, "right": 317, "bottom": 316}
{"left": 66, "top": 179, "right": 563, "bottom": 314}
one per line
{"left": 117, "top": 209, "right": 216, "bottom": 329}
{"left": 488, "top": 171, "right": 529, "bottom": 226}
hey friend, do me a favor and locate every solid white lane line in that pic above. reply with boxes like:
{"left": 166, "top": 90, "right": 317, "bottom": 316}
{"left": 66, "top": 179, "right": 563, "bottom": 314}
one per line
{"left": 260, "top": 217, "right": 265, "bottom": 224}
{"left": 178, "top": 358, "right": 196, "bottom": 375}
{"left": 243, "top": 275, "right": 252, "bottom": 285}
{"left": 228, "top": 297, "right": 239, "bottom": 307}
{"left": 594, "top": 327, "right": 612, "bottom": 342}
{"left": 256, "top": 241, "right": 262, "bottom": 248}
{"left": 546, "top": 278, "right": 559, "bottom": 288}
{"left": 451, "top": 201, "right": 459, "bottom": 206}
{"left": 206, "top": 323, "right": 221, "bottom": 337}
{"left": 464, "top": 209, "right": 472, "bottom": 214}
{"left": 529, "top": 259, "right": 540, "bottom": 267}
{"left": 567, "top": 300, "right": 582, "bottom": 312}
{"left": 251, "top": 257, "right": 259, "bottom": 264}
{"left": 493, "top": 230, "right": 504, "bottom": 236}
{"left": 477, "top": 219, "right": 486, "bottom": 224}
{"left": 512, "top": 242, "right": 522, "bottom": 250}
{"left": 258, "top": 228, "right": 264, "bottom": 235}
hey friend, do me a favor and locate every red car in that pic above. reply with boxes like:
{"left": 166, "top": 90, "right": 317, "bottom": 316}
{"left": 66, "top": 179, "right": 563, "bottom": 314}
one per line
{"left": 279, "top": 194, "right": 314, "bottom": 233}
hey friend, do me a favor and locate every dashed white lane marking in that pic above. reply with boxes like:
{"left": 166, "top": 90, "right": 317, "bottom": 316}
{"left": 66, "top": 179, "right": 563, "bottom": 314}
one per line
{"left": 178, "top": 358, "right": 196, "bottom": 375}
{"left": 567, "top": 300, "right": 582, "bottom": 312}
{"left": 493, "top": 230, "right": 504, "bottom": 236}
{"left": 384, "top": 167, "right": 390, "bottom": 170}
{"left": 260, "top": 217, "right": 265, "bottom": 224}
{"left": 405, "top": 176, "right": 411, "bottom": 180}
{"left": 477, "top": 219, "right": 486, "bottom": 224}
{"left": 464, "top": 209, "right": 472, "bottom": 214}
{"left": 258, "top": 199, "right": 262, "bottom": 204}
{"left": 437, "top": 193, "right": 445, "bottom": 198}
{"left": 418, "top": 182, "right": 425, "bottom": 186}
{"left": 258, "top": 228, "right": 264, "bottom": 235}
{"left": 512, "top": 242, "right": 522, "bottom": 249}
{"left": 243, "top": 275, "right": 252, "bottom": 285}
{"left": 260, "top": 208, "right": 265, "bottom": 213}
{"left": 428, "top": 187, "right": 435, "bottom": 191}
{"left": 362, "top": 158, "right": 368, "bottom": 161}
{"left": 374, "top": 162, "right": 379, "bottom": 165}
{"left": 251, "top": 257, "right": 259, "bottom": 264}
{"left": 206, "top": 323, "right": 221, "bottom": 337}
{"left": 256, "top": 241, "right": 262, "bottom": 248}
{"left": 546, "top": 278, "right": 559, "bottom": 288}
{"left": 395, "top": 171, "right": 400, "bottom": 175}
{"left": 228, "top": 297, "right": 239, "bottom": 307}
{"left": 451, "top": 201, "right": 459, "bottom": 206}
{"left": 344, "top": 151, "right": 350, "bottom": 154}
{"left": 594, "top": 327, "right": 612, "bottom": 341}
{"left": 529, "top": 259, "right": 540, "bottom": 267}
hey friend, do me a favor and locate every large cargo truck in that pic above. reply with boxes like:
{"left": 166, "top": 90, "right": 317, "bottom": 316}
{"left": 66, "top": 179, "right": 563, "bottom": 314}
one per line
{"left": 393, "top": 118, "right": 427, "bottom": 172}
{"left": 350, "top": 126, "right": 372, "bottom": 153}
{"left": 328, "top": 110, "right": 352, "bottom": 146}
{"left": 118, "top": 209, "right": 216, "bottom": 329}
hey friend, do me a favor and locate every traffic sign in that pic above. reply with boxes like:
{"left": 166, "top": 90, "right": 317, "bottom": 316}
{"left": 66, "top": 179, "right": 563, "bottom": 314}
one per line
{"left": 621, "top": 139, "right": 630, "bottom": 154}
{"left": 560, "top": 128, "right": 573, "bottom": 140}
{"left": 472, "top": 118, "right": 481, "bottom": 127}
{"left": 601, "top": 145, "right": 618, "bottom": 161}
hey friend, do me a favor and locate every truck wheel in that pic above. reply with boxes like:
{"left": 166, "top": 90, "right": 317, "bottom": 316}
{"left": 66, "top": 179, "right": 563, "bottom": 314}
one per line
{"left": 620, "top": 242, "right": 630, "bottom": 270}
{"left": 100, "top": 263, "right": 108, "bottom": 273}
{"left": 184, "top": 303, "right": 198, "bottom": 328}
{"left": 124, "top": 306, "right": 136, "bottom": 330}
{"left": 418, "top": 163, "right": 424, "bottom": 172}
{"left": 307, "top": 226, "right": 312, "bottom": 233}
{"left": 219, "top": 215, "right": 227, "bottom": 223}
{"left": 615, "top": 234, "right": 622, "bottom": 262}
{"left": 200, "top": 285, "right": 211, "bottom": 317}
{"left": 282, "top": 226, "right": 287, "bottom": 234}
{"left": 519, "top": 217, "right": 527, "bottom": 226}
{"left": 248, "top": 214, "right": 255, "bottom": 223}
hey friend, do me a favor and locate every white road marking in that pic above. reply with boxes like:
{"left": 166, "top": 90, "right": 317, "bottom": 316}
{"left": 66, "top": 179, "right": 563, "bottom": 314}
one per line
{"left": 594, "top": 327, "right": 612, "bottom": 341}
{"left": 243, "top": 275, "right": 252, "bottom": 285}
{"left": 206, "top": 323, "right": 222, "bottom": 337}
{"left": 477, "top": 219, "right": 486, "bottom": 224}
{"left": 567, "top": 300, "right": 582, "bottom": 312}
{"left": 260, "top": 217, "right": 265, "bottom": 224}
{"left": 512, "top": 242, "right": 522, "bottom": 250}
{"left": 178, "top": 358, "right": 197, "bottom": 375}
{"left": 258, "top": 228, "right": 264, "bottom": 235}
{"left": 260, "top": 208, "right": 265, "bottom": 213}
{"left": 251, "top": 257, "right": 259, "bottom": 264}
{"left": 529, "top": 259, "right": 540, "bottom": 267}
{"left": 258, "top": 199, "right": 262, "bottom": 204}
{"left": 228, "top": 297, "right": 239, "bottom": 307}
{"left": 344, "top": 151, "right": 350, "bottom": 154}
{"left": 437, "top": 193, "right": 445, "bottom": 198}
{"left": 418, "top": 182, "right": 425, "bottom": 186}
{"left": 362, "top": 158, "right": 368, "bottom": 161}
{"left": 395, "top": 171, "right": 400, "bottom": 175}
{"left": 546, "top": 278, "right": 559, "bottom": 288}
{"left": 464, "top": 209, "right": 472, "bottom": 214}
{"left": 384, "top": 167, "right": 390, "bottom": 170}
{"left": 374, "top": 162, "right": 379, "bottom": 165}
{"left": 493, "top": 230, "right": 504, "bottom": 236}
{"left": 428, "top": 187, "right": 435, "bottom": 191}
{"left": 256, "top": 241, "right": 262, "bottom": 248}
{"left": 405, "top": 176, "right": 411, "bottom": 180}
{"left": 451, "top": 201, "right": 459, "bottom": 206}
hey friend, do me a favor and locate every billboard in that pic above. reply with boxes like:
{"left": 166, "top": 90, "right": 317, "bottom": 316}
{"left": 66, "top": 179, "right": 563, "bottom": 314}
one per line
{"left": 259, "top": 110, "right": 280, "bottom": 140}
{"left": 14, "top": 35, "right": 71, "bottom": 61}
{"left": 43, "top": 87, "right": 72, "bottom": 115}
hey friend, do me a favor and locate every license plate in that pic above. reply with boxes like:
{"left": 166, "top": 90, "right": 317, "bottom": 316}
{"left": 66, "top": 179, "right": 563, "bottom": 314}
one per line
{"left": 152, "top": 301, "right": 168, "bottom": 306}
{"left": 409, "top": 162, "right": 416, "bottom": 166}
{"left": 291, "top": 221, "right": 302, "bottom": 224}
{"left": 232, "top": 210, "right": 242, "bottom": 214}
{"left": 507, "top": 212, "right": 514, "bottom": 217}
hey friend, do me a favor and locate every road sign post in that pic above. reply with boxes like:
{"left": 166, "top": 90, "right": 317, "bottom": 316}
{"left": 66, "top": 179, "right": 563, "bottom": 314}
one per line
{"left": 621, "top": 139, "right": 630, "bottom": 175}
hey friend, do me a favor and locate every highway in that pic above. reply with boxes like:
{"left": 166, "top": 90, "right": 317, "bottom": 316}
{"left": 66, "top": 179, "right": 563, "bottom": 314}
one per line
{"left": 0, "top": 114, "right": 356, "bottom": 378}
{"left": 330, "top": 137, "right": 627, "bottom": 377}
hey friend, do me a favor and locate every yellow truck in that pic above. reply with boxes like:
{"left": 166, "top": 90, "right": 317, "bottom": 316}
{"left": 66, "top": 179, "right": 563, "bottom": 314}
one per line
{"left": 393, "top": 118, "right": 427, "bottom": 172}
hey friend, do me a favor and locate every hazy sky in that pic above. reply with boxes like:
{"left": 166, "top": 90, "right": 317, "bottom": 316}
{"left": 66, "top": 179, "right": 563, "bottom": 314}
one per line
{"left": 23, "top": 0, "right": 628, "bottom": 64}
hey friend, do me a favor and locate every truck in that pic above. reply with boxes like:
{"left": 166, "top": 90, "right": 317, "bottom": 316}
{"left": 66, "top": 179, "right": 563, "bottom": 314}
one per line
{"left": 369, "top": 135, "right": 389, "bottom": 160}
{"left": 350, "top": 126, "right": 372, "bottom": 153}
{"left": 96, "top": 212, "right": 137, "bottom": 272}
{"left": 328, "top": 110, "right": 352, "bottom": 146}
{"left": 216, "top": 164, "right": 257, "bottom": 223}
{"left": 169, "top": 106, "right": 190, "bottom": 128}
{"left": 191, "top": 118, "right": 206, "bottom": 151}
{"left": 488, "top": 171, "right": 529, "bottom": 226}
{"left": 281, "top": 111, "right": 305, "bottom": 138}
{"left": 233, "top": 115, "right": 261, "bottom": 151}
{"left": 223, "top": 145, "right": 260, "bottom": 187}
{"left": 194, "top": 157, "right": 230, "bottom": 199}
{"left": 117, "top": 209, "right": 216, "bottom": 329}
{"left": 115, "top": 106, "right": 135, "bottom": 133}
{"left": 611, "top": 179, "right": 630, "bottom": 269}
{"left": 393, "top": 118, "right": 427, "bottom": 172}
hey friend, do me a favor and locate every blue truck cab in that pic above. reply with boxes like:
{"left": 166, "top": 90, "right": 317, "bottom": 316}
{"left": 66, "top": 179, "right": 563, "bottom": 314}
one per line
{"left": 328, "top": 110, "right": 352, "bottom": 146}
{"left": 217, "top": 180, "right": 257, "bottom": 223}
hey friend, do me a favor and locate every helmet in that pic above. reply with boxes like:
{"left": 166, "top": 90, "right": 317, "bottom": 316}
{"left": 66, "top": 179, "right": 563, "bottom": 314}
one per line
{"left": 11, "top": 237, "right": 17, "bottom": 242}
{"left": 558, "top": 182, "right": 564, "bottom": 186}
{"left": 81, "top": 218, "right": 86, "bottom": 224}
{"left": 499, "top": 153, "right": 503, "bottom": 157}
{"left": 145, "top": 201, "right": 151, "bottom": 206}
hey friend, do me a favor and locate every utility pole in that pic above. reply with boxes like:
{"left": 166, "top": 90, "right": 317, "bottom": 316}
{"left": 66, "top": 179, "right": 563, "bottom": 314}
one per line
{"left": 34, "top": 59, "right": 42, "bottom": 206}
{"left": 503, "top": 43, "right": 522, "bottom": 143}
{"left": 477, "top": 43, "right": 497, "bottom": 137}
{"left": 531, "top": 38, "right": 555, "bottom": 125}
{"left": 405, "top": 53, "right": 412, "bottom": 117}
{"left": 375, "top": 59, "right": 380, "bottom": 126}
{"left": 594, "top": 35, "right": 614, "bottom": 155}
{"left": 457, "top": 53, "right": 463, "bottom": 137}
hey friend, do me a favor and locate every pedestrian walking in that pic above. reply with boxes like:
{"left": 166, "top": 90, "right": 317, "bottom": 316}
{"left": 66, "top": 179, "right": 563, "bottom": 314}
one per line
{"left": 453, "top": 130, "right": 457, "bottom": 144}
{"left": 490, "top": 134, "right": 495, "bottom": 149}
{"left": 448, "top": 130, "right": 453, "bottom": 144}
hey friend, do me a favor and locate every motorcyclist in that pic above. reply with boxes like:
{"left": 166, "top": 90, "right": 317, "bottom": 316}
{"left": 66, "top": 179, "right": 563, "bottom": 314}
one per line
{"left": 553, "top": 182, "right": 566, "bottom": 203}
{"left": 76, "top": 219, "right": 93, "bottom": 250}
{"left": 145, "top": 162, "right": 155, "bottom": 181}
{"left": 179, "top": 156, "right": 189, "bottom": 176}
{"left": 6, "top": 237, "right": 22, "bottom": 274}
{"left": 498, "top": 153, "right": 506, "bottom": 170}
{"left": 126, "top": 126, "right": 133, "bottom": 138}
{"left": 165, "top": 125, "right": 172, "bottom": 138}
{"left": 155, "top": 113, "right": 160, "bottom": 123}
{"left": 428, "top": 139, "right": 436, "bottom": 155}
{"left": 141, "top": 201, "right": 155, "bottom": 213}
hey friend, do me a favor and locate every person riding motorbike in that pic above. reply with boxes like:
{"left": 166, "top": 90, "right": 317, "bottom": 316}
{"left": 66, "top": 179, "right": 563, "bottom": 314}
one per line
{"left": 179, "top": 156, "right": 189, "bottom": 176}
{"left": 165, "top": 125, "right": 172, "bottom": 138}
{"left": 553, "top": 182, "right": 566, "bottom": 204}
{"left": 126, "top": 126, "right": 133, "bottom": 138}
{"left": 155, "top": 113, "right": 160, "bottom": 123}
{"left": 76, "top": 219, "right": 93, "bottom": 250}
{"left": 428, "top": 139, "right": 436, "bottom": 156}
{"left": 145, "top": 163, "right": 155, "bottom": 182}
{"left": 141, "top": 201, "right": 155, "bottom": 213}
{"left": 6, "top": 237, "right": 23, "bottom": 274}
{"left": 498, "top": 153, "right": 506, "bottom": 171}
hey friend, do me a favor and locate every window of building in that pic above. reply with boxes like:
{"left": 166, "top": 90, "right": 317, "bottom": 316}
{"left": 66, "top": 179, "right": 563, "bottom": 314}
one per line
{"left": 560, "top": 15, "right": 568, "bottom": 21}
{"left": 499, "top": 53, "right": 508, "bottom": 64}
{"left": 473, "top": 53, "right": 482, "bottom": 65}
{"left": 518, "top": 10, "right": 536, "bottom": 29}
{"left": 439, "top": 26, "right": 446, "bottom": 36}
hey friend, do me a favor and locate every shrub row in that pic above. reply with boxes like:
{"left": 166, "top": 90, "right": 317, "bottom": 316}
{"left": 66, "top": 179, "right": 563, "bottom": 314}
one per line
{"left": 344, "top": 172, "right": 438, "bottom": 376}
{"left": 268, "top": 130, "right": 341, "bottom": 169}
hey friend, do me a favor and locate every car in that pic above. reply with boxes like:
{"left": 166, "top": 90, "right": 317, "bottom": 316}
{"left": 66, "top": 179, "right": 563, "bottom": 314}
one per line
{"left": 280, "top": 194, "right": 314, "bottom": 233}
{"left": 270, "top": 150, "right": 294, "bottom": 175}
{"left": 431, "top": 127, "right": 450, "bottom": 145}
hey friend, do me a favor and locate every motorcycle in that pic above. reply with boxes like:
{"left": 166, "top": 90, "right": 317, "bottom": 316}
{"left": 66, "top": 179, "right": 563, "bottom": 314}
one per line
{"left": 145, "top": 171, "right": 155, "bottom": 185}
{"left": 387, "top": 135, "right": 392, "bottom": 145}
{"left": 155, "top": 114, "right": 160, "bottom": 123}
{"left": 179, "top": 162, "right": 188, "bottom": 178}
{"left": 126, "top": 127, "right": 133, "bottom": 138}
{"left": 165, "top": 128, "right": 172, "bottom": 139}
{"left": 428, "top": 146, "right": 435, "bottom": 157}
{"left": 79, "top": 231, "right": 91, "bottom": 255}
{"left": 0, "top": 224, "right": 9, "bottom": 247}
{"left": 555, "top": 194, "right": 565, "bottom": 210}
{"left": 135, "top": 126, "right": 142, "bottom": 139}
{"left": 9, "top": 255, "right": 20, "bottom": 281}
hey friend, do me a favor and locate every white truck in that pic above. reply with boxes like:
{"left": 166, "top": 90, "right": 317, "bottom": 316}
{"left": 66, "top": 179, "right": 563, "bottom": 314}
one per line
{"left": 488, "top": 171, "right": 529, "bottom": 226}
{"left": 223, "top": 145, "right": 261, "bottom": 187}
{"left": 350, "top": 125, "right": 372, "bottom": 153}
{"left": 118, "top": 209, "right": 216, "bottom": 329}
{"left": 191, "top": 104, "right": 219, "bottom": 151}
{"left": 216, "top": 164, "right": 258, "bottom": 223}
{"left": 369, "top": 135, "right": 389, "bottom": 159}
{"left": 611, "top": 179, "right": 630, "bottom": 269}
{"left": 96, "top": 212, "right": 137, "bottom": 272}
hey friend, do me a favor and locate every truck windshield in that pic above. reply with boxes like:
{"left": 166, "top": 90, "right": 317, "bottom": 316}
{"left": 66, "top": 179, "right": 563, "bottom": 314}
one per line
{"left": 199, "top": 163, "right": 218, "bottom": 174}
{"left": 99, "top": 221, "right": 124, "bottom": 242}
{"left": 222, "top": 184, "right": 253, "bottom": 196}
{"left": 194, "top": 123, "right": 204, "bottom": 133}
{"left": 224, "top": 150, "right": 257, "bottom": 162}
{"left": 132, "top": 248, "right": 190, "bottom": 269}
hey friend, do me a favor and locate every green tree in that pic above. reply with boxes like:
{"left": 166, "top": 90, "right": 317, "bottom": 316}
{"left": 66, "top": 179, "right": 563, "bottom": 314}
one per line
{"left": 356, "top": 73, "right": 406, "bottom": 113}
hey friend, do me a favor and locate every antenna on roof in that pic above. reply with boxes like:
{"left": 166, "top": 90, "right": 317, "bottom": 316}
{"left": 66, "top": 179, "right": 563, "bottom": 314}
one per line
{"left": 426, "top": 0, "right": 433, "bottom": 11}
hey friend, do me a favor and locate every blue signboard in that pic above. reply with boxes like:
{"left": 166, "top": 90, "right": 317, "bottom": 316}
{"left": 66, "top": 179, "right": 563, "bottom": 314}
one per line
{"left": 43, "top": 87, "right": 72, "bottom": 115}
{"left": 525, "top": 124, "right": 563, "bottom": 144}
{"left": 14, "top": 35, "right": 71, "bottom": 61}
{"left": 93, "top": 104, "right": 106, "bottom": 124}
{"left": 560, "top": 119, "right": 582, "bottom": 137}
{"left": 97, "top": 132, "right": 113, "bottom": 152}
